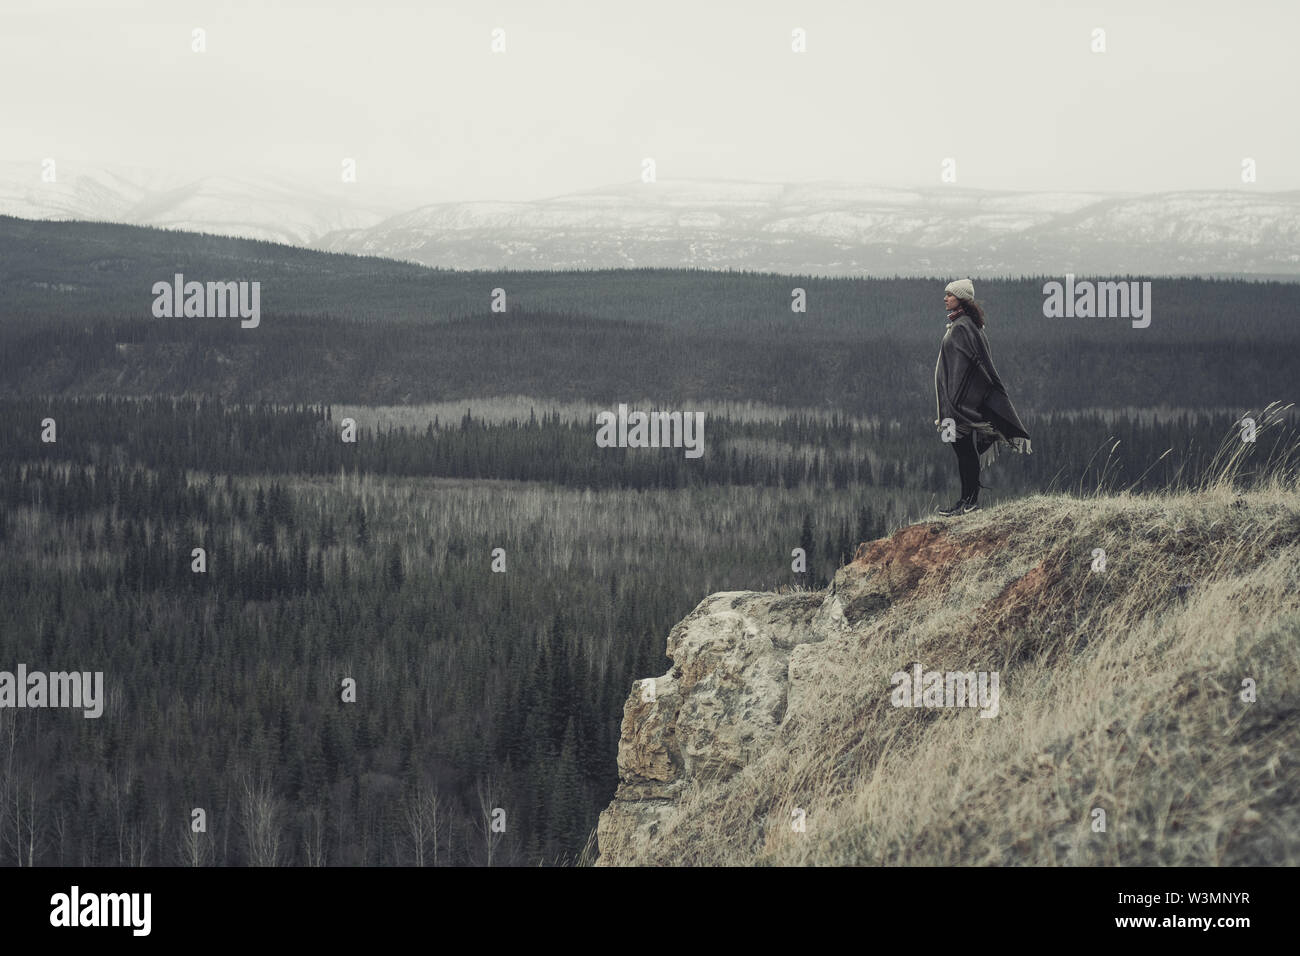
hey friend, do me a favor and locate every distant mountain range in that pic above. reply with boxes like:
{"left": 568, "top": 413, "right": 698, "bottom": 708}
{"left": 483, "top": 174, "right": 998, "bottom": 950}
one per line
{"left": 0, "top": 161, "right": 402, "bottom": 247}
{"left": 3, "top": 162, "right": 1298, "bottom": 277}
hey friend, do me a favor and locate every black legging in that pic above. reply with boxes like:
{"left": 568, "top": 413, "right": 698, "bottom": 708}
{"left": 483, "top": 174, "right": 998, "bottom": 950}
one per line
{"left": 951, "top": 430, "right": 994, "bottom": 501}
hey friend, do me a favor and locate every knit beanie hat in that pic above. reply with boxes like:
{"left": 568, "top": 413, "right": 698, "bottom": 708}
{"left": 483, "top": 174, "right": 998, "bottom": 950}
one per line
{"left": 945, "top": 278, "right": 975, "bottom": 301}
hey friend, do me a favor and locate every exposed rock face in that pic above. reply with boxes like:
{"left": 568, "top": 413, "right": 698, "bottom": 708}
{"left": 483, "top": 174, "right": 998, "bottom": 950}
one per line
{"left": 596, "top": 498, "right": 1300, "bottom": 867}
{"left": 595, "top": 590, "right": 824, "bottom": 865}
{"left": 596, "top": 521, "right": 1005, "bottom": 865}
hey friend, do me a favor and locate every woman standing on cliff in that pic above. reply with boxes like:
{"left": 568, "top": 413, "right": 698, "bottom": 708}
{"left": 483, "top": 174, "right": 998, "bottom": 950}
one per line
{"left": 933, "top": 278, "right": 1031, "bottom": 516}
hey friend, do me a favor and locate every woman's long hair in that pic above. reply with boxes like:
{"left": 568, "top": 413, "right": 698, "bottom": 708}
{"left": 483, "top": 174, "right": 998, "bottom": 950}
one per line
{"left": 959, "top": 299, "right": 986, "bottom": 329}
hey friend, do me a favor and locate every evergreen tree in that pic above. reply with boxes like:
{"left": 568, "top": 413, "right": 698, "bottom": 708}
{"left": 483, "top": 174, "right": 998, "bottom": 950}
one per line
{"left": 386, "top": 545, "right": 404, "bottom": 590}
{"left": 799, "top": 513, "right": 815, "bottom": 573}
{"left": 856, "top": 505, "right": 875, "bottom": 545}
{"left": 355, "top": 505, "right": 370, "bottom": 549}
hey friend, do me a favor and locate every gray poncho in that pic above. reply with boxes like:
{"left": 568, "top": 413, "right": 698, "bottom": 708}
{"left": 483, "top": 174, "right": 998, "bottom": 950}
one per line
{"left": 934, "top": 313, "right": 1032, "bottom": 468}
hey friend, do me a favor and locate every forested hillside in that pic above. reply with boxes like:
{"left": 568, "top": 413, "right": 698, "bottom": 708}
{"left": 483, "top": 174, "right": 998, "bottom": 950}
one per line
{"left": 1, "top": 398, "right": 1293, "bottom": 864}
{"left": 4, "top": 218, "right": 1297, "bottom": 418}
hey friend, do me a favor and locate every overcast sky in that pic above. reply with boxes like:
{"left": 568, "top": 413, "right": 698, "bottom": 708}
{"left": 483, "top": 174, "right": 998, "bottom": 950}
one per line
{"left": 2, "top": 0, "right": 1294, "bottom": 202}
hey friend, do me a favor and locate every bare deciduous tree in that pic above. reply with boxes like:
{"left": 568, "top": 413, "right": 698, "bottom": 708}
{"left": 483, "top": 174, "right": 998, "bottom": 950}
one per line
{"left": 239, "top": 774, "right": 283, "bottom": 867}
{"left": 401, "top": 778, "right": 442, "bottom": 867}
{"left": 181, "top": 809, "right": 212, "bottom": 867}
{"left": 474, "top": 773, "right": 504, "bottom": 867}
{"left": 303, "top": 801, "right": 327, "bottom": 867}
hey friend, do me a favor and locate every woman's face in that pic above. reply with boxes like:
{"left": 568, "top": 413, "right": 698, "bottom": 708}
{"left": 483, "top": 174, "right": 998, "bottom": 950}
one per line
{"left": 944, "top": 292, "right": 959, "bottom": 310}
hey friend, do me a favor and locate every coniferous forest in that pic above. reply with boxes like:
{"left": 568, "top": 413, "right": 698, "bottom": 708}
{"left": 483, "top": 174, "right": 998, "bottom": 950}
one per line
{"left": 1, "top": 219, "right": 1297, "bottom": 865}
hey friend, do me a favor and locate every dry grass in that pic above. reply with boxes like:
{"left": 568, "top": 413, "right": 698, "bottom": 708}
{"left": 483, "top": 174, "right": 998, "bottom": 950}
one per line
{"left": 613, "top": 409, "right": 1300, "bottom": 865}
